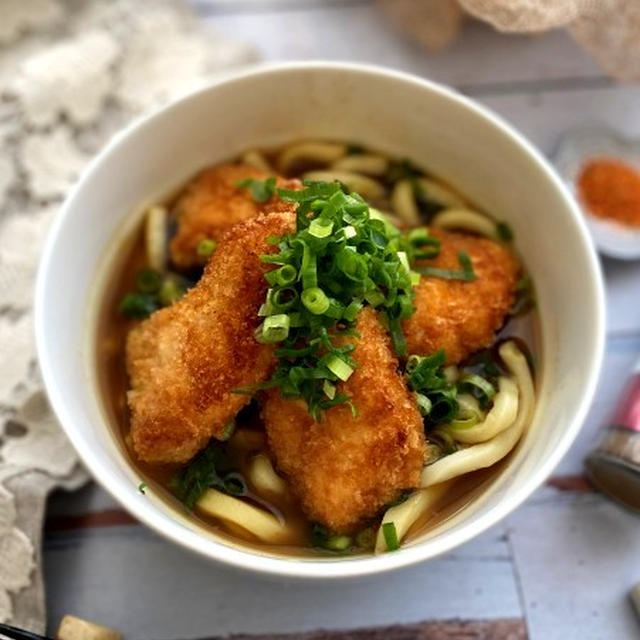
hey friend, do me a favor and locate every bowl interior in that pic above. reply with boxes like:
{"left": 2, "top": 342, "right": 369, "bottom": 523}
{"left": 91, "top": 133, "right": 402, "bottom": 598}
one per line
{"left": 36, "top": 63, "right": 604, "bottom": 578}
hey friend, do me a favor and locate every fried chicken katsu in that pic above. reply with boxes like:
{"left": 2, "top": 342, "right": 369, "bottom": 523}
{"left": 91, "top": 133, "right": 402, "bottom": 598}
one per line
{"left": 403, "top": 228, "right": 519, "bottom": 365}
{"left": 126, "top": 209, "right": 296, "bottom": 464}
{"left": 169, "top": 164, "right": 299, "bottom": 268}
{"left": 262, "top": 308, "right": 426, "bottom": 533}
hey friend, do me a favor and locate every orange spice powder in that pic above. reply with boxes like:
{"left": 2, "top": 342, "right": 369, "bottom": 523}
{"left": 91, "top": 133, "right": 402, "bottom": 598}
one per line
{"left": 577, "top": 158, "right": 640, "bottom": 228}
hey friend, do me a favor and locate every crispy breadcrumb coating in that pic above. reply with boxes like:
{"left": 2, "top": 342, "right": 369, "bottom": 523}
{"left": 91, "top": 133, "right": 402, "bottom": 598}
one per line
{"left": 403, "top": 228, "right": 519, "bottom": 365}
{"left": 126, "top": 209, "right": 295, "bottom": 464}
{"left": 262, "top": 307, "right": 426, "bottom": 533}
{"left": 169, "top": 164, "right": 299, "bottom": 269}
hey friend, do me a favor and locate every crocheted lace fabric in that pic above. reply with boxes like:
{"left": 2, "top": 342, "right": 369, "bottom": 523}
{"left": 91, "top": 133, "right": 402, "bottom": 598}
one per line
{"left": 0, "top": 0, "right": 255, "bottom": 630}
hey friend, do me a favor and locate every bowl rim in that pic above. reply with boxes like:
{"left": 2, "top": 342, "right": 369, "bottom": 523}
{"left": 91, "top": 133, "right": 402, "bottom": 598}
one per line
{"left": 35, "top": 60, "right": 606, "bottom": 579}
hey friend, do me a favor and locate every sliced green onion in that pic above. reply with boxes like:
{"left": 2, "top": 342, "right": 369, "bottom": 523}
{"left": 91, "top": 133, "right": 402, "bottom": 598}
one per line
{"left": 496, "top": 221, "right": 513, "bottom": 242}
{"left": 324, "top": 535, "right": 352, "bottom": 551}
{"left": 397, "top": 251, "right": 411, "bottom": 274}
{"left": 288, "top": 312, "right": 303, "bottom": 327}
{"left": 415, "top": 392, "right": 432, "bottom": 416}
{"left": 364, "top": 289, "right": 385, "bottom": 307}
{"left": 236, "top": 176, "right": 276, "bottom": 202}
{"left": 343, "top": 225, "right": 357, "bottom": 239}
{"left": 270, "top": 287, "right": 299, "bottom": 312}
{"left": 158, "top": 278, "right": 187, "bottom": 306}
{"left": 220, "top": 421, "right": 236, "bottom": 441}
{"left": 275, "top": 264, "right": 297, "bottom": 286}
{"left": 325, "top": 355, "right": 354, "bottom": 382}
{"left": 249, "top": 180, "right": 420, "bottom": 419}
{"left": 511, "top": 276, "right": 535, "bottom": 316}
{"left": 459, "top": 373, "right": 496, "bottom": 405}
{"left": 309, "top": 217, "right": 334, "bottom": 238}
{"left": 301, "top": 244, "right": 317, "bottom": 289}
{"left": 135, "top": 268, "right": 162, "bottom": 294}
{"left": 301, "top": 287, "right": 330, "bottom": 315}
{"left": 196, "top": 238, "right": 217, "bottom": 258}
{"left": 343, "top": 299, "right": 363, "bottom": 322}
{"left": 382, "top": 521, "right": 400, "bottom": 552}
{"left": 119, "top": 293, "right": 158, "bottom": 319}
{"left": 256, "top": 314, "right": 290, "bottom": 343}
{"left": 223, "top": 472, "right": 248, "bottom": 496}
{"left": 323, "top": 380, "right": 336, "bottom": 400}
{"left": 416, "top": 251, "right": 476, "bottom": 281}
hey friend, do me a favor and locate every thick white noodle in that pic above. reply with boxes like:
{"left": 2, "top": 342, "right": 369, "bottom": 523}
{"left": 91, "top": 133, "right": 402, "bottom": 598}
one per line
{"left": 420, "top": 341, "right": 534, "bottom": 488}
{"left": 332, "top": 153, "right": 389, "bottom": 176}
{"left": 303, "top": 170, "right": 385, "bottom": 201}
{"left": 449, "top": 376, "right": 519, "bottom": 444}
{"left": 416, "top": 178, "right": 466, "bottom": 208}
{"left": 248, "top": 454, "right": 288, "bottom": 496}
{"left": 374, "top": 481, "right": 452, "bottom": 553}
{"left": 277, "top": 141, "right": 347, "bottom": 173}
{"left": 431, "top": 208, "right": 498, "bottom": 239}
{"left": 197, "top": 488, "right": 289, "bottom": 543}
{"left": 241, "top": 149, "right": 273, "bottom": 173}
{"left": 391, "top": 179, "right": 421, "bottom": 226}
{"left": 145, "top": 205, "right": 168, "bottom": 272}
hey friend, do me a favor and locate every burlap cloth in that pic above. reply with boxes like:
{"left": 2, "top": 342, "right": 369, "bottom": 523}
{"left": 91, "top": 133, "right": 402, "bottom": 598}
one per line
{"left": 379, "top": 0, "right": 640, "bottom": 82}
{"left": 0, "top": 0, "right": 255, "bottom": 631}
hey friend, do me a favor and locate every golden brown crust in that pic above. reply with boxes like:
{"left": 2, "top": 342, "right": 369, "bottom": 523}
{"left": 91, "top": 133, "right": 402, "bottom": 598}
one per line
{"left": 262, "top": 307, "right": 426, "bottom": 533}
{"left": 403, "top": 228, "right": 519, "bottom": 365}
{"left": 169, "top": 164, "right": 299, "bottom": 269}
{"left": 126, "top": 209, "right": 296, "bottom": 464}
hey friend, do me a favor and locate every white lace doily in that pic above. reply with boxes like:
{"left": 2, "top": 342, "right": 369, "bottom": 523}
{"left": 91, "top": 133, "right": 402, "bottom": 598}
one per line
{"left": 0, "top": 0, "right": 256, "bottom": 629}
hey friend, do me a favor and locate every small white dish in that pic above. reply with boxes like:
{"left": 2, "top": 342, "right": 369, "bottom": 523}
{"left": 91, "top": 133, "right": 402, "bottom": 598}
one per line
{"left": 35, "top": 62, "right": 605, "bottom": 579}
{"left": 553, "top": 125, "right": 640, "bottom": 261}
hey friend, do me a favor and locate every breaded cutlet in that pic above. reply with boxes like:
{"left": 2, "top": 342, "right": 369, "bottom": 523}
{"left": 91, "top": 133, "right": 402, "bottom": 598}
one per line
{"left": 169, "top": 164, "right": 299, "bottom": 268}
{"left": 126, "top": 209, "right": 295, "bottom": 464}
{"left": 403, "top": 228, "right": 519, "bottom": 365}
{"left": 262, "top": 307, "right": 426, "bottom": 533}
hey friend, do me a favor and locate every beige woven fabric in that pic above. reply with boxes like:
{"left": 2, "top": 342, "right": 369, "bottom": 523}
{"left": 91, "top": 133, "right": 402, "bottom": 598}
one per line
{"left": 379, "top": 0, "right": 639, "bottom": 81}
{"left": 378, "top": 0, "right": 464, "bottom": 51}
{"left": 570, "top": 1, "right": 640, "bottom": 82}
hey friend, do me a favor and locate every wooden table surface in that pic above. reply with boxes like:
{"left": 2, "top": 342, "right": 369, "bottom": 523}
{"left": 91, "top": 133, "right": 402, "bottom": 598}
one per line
{"left": 44, "top": 2, "right": 640, "bottom": 638}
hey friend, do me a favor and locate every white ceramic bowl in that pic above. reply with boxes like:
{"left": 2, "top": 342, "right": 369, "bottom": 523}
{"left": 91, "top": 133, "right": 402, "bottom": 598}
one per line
{"left": 35, "top": 62, "right": 605, "bottom": 579}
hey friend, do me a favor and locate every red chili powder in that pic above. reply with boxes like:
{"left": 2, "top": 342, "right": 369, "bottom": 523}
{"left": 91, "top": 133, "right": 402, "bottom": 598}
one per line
{"left": 577, "top": 157, "right": 640, "bottom": 228}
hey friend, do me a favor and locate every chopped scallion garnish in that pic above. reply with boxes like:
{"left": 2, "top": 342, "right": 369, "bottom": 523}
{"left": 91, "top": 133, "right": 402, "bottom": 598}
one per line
{"left": 256, "top": 313, "right": 291, "bottom": 343}
{"left": 237, "top": 180, "right": 434, "bottom": 419}
{"left": 416, "top": 251, "right": 476, "bottom": 281}
{"left": 119, "top": 293, "right": 158, "bottom": 319}
{"left": 236, "top": 176, "right": 277, "bottom": 202}
{"left": 382, "top": 521, "right": 400, "bottom": 551}
{"left": 459, "top": 373, "right": 496, "bottom": 408}
{"left": 496, "top": 221, "right": 514, "bottom": 242}
{"left": 196, "top": 238, "right": 217, "bottom": 257}
{"left": 136, "top": 269, "right": 162, "bottom": 293}
{"left": 301, "top": 287, "right": 330, "bottom": 315}
{"left": 324, "top": 355, "right": 354, "bottom": 382}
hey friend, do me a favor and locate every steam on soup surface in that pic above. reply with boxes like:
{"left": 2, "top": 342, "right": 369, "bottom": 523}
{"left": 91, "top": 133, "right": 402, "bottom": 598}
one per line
{"left": 97, "top": 141, "right": 537, "bottom": 556}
